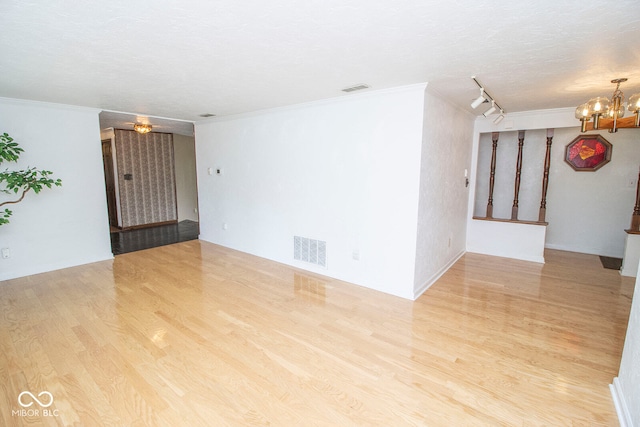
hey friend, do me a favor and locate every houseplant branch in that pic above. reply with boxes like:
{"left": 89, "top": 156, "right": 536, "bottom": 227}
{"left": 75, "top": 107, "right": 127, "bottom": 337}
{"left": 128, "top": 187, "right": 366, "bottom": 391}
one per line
{"left": 0, "top": 133, "right": 62, "bottom": 225}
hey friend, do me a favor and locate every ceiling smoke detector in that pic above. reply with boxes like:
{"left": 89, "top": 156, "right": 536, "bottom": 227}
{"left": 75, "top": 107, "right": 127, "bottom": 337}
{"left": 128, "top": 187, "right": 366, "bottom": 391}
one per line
{"left": 341, "top": 84, "right": 370, "bottom": 93}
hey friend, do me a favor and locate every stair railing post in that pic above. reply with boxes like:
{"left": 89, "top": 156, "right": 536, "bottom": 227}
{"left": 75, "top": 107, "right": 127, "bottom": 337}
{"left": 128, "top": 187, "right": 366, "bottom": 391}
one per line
{"left": 627, "top": 166, "right": 640, "bottom": 233}
{"left": 486, "top": 132, "right": 500, "bottom": 218}
{"left": 511, "top": 130, "right": 525, "bottom": 220}
{"left": 538, "top": 128, "right": 554, "bottom": 223}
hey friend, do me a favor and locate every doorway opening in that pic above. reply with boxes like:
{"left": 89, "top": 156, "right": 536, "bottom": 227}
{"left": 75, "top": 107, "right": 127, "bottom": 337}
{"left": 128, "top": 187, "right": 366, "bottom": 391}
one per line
{"left": 99, "top": 111, "right": 199, "bottom": 255}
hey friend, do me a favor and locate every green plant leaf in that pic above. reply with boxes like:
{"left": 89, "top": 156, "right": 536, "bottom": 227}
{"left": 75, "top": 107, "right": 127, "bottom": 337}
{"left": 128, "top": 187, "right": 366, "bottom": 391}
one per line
{"left": 0, "top": 133, "right": 24, "bottom": 164}
{"left": 0, "top": 133, "right": 61, "bottom": 225}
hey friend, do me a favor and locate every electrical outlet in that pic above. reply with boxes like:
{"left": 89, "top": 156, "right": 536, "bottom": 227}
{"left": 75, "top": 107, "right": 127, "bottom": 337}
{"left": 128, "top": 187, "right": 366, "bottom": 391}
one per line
{"left": 1, "top": 248, "right": 10, "bottom": 259}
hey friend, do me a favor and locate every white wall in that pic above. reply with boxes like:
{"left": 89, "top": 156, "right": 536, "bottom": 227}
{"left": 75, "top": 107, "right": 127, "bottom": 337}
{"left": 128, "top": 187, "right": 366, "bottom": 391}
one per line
{"left": 612, "top": 261, "right": 640, "bottom": 426}
{"left": 413, "top": 88, "right": 474, "bottom": 297}
{"left": 467, "top": 108, "right": 640, "bottom": 260}
{"left": 544, "top": 127, "right": 640, "bottom": 257}
{"left": 0, "top": 98, "right": 112, "bottom": 281}
{"left": 173, "top": 134, "right": 199, "bottom": 222}
{"left": 195, "top": 84, "right": 426, "bottom": 299}
{"left": 622, "top": 234, "right": 640, "bottom": 277}
{"left": 466, "top": 219, "right": 546, "bottom": 263}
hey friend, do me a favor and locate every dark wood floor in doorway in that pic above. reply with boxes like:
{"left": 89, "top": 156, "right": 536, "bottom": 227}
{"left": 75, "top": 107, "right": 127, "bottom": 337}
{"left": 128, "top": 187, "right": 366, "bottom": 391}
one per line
{"left": 110, "top": 220, "right": 199, "bottom": 255}
{"left": 599, "top": 255, "right": 623, "bottom": 270}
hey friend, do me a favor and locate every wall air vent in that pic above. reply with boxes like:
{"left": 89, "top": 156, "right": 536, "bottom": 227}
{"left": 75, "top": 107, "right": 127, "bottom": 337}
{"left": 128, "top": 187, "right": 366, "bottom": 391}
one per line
{"left": 341, "top": 84, "right": 370, "bottom": 93}
{"left": 294, "top": 236, "right": 327, "bottom": 268}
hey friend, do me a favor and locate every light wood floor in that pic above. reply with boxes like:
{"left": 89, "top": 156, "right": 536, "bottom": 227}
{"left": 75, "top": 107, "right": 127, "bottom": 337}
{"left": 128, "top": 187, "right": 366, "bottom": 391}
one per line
{"left": 0, "top": 241, "right": 634, "bottom": 426}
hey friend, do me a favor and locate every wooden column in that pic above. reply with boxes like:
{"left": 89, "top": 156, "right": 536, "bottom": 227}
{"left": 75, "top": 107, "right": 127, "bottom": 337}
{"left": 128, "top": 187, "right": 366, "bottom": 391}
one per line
{"left": 511, "top": 130, "right": 525, "bottom": 220}
{"left": 486, "top": 132, "right": 499, "bottom": 218}
{"left": 627, "top": 166, "right": 640, "bottom": 233}
{"left": 538, "top": 128, "right": 554, "bottom": 223}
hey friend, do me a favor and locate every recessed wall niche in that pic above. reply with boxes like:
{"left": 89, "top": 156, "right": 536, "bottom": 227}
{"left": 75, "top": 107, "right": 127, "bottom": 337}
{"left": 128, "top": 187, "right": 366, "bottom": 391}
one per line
{"left": 473, "top": 129, "right": 548, "bottom": 223}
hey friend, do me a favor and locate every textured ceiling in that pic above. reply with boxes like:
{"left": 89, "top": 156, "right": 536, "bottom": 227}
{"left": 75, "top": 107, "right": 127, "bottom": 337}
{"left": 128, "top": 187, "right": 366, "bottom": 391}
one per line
{"left": 1, "top": 0, "right": 640, "bottom": 130}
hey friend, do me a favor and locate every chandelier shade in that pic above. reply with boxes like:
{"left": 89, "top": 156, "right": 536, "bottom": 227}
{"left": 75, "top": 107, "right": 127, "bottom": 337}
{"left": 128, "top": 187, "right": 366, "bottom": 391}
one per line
{"left": 577, "top": 78, "right": 640, "bottom": 133}
{"left": 629, "top": 93, "right": 640, "bottom": 127}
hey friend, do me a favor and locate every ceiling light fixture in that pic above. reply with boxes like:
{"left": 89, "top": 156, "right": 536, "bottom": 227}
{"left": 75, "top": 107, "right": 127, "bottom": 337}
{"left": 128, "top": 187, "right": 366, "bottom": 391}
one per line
{"left": 133, "top": 123, "right": 152, "bottom": 134}
{"left": 483, "top": 100, "right": 497, "bottom": 117}
{"left": 470, "top": 88, "right": 486, "bottom": 109}
{"left": 471, "top": 76, "right": 505, "bottom": 122}
{"left": 576, "top": 78, "right": 640, "bottom": 133}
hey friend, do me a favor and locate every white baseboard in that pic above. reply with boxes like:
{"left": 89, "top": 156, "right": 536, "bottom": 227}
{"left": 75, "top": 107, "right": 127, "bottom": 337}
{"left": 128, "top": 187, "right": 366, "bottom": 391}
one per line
{"left": 610, "top": 377, "right": 633, "bottom": 427}
{"left": 413, "top": 250, "right": 465, "bottom": 300}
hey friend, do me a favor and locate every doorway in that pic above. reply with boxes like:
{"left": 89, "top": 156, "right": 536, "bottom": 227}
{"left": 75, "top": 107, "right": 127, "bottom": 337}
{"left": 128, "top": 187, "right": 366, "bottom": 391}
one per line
{"left": 101, "top": 139, "right": 118, "bottom": 229}
{"left": 99, "top": 111, "right": 200, "bottom": 254}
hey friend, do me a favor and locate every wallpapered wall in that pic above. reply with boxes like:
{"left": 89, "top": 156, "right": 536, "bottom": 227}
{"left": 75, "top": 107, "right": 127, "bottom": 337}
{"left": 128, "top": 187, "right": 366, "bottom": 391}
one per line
{"left": 115, "top": 130, "right": 177, "bottom": 228}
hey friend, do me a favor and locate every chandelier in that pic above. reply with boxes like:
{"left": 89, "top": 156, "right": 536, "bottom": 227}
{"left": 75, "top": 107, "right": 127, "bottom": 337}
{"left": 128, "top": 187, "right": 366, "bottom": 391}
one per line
{"left": 575, "top": 78, "right": 640, "bottom": 133}
{"left": 133, "top": 123, "right": 152, "bottom": 134}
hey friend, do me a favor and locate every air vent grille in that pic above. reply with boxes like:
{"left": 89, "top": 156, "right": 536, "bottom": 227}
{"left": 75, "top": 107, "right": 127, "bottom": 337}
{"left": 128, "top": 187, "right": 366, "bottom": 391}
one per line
{"left": 294, "top": 236, "right": 327, "bottom": 268}
{"left": 341, "top": 84, "right": 370, "bottom": 93}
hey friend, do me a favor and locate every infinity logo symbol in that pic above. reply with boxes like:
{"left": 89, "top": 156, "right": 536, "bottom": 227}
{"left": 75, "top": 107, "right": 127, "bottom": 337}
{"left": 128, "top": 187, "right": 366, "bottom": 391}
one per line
{"left": 18, "top": 391, "right": 54, "bottom": 408}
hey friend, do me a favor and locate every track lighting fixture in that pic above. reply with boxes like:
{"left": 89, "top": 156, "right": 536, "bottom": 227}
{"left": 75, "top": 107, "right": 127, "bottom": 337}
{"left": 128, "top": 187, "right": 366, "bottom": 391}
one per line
{"left": 471, "top": 88, "right": 486, "bottom": 109}
{"left": 483, "top": 100, "right": 497, "bottom": 117}
{"left": 471, "top": 76, "right": 505, "bottom": 123}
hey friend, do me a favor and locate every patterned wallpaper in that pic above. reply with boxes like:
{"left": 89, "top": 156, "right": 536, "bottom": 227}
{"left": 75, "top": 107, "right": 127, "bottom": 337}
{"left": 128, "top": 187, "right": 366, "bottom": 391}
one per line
{"left": 115, "top": 130, "right": 177, "bottom": 228}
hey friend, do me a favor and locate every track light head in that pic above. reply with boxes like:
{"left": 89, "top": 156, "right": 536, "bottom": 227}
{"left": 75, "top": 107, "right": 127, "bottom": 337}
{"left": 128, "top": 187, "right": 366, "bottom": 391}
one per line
{"left": 483, "top": 101, "right": 497, "bottom": 117}
{"left": 471, "top": 89, "right": 486, "bottom": 109}
{"left": 471, "top": 77, "right": 505, "bottom": 119}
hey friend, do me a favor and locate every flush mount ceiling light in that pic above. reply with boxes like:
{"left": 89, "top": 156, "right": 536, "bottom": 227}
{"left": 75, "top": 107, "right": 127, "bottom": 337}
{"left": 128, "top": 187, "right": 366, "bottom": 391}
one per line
{"left": 133, "top": 123, "right": 152, "bottom": 134}
{"left": 575, "top": 78, "right": 640, "bottom": 133}
{"left": 471, "top": 76, "right": 505, "bottom": 121}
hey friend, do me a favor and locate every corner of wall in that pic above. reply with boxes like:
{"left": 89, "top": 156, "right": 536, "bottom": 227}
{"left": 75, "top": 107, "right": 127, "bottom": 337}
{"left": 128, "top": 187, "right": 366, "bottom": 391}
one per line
{"left": 413, "top": 89, "right": 474, "bottom": 294}
{"left": 612, "top": 260, "right": 640, "bottom": 427}
{"left": 610, "top": 378, "right": 633, "bottom": 427}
